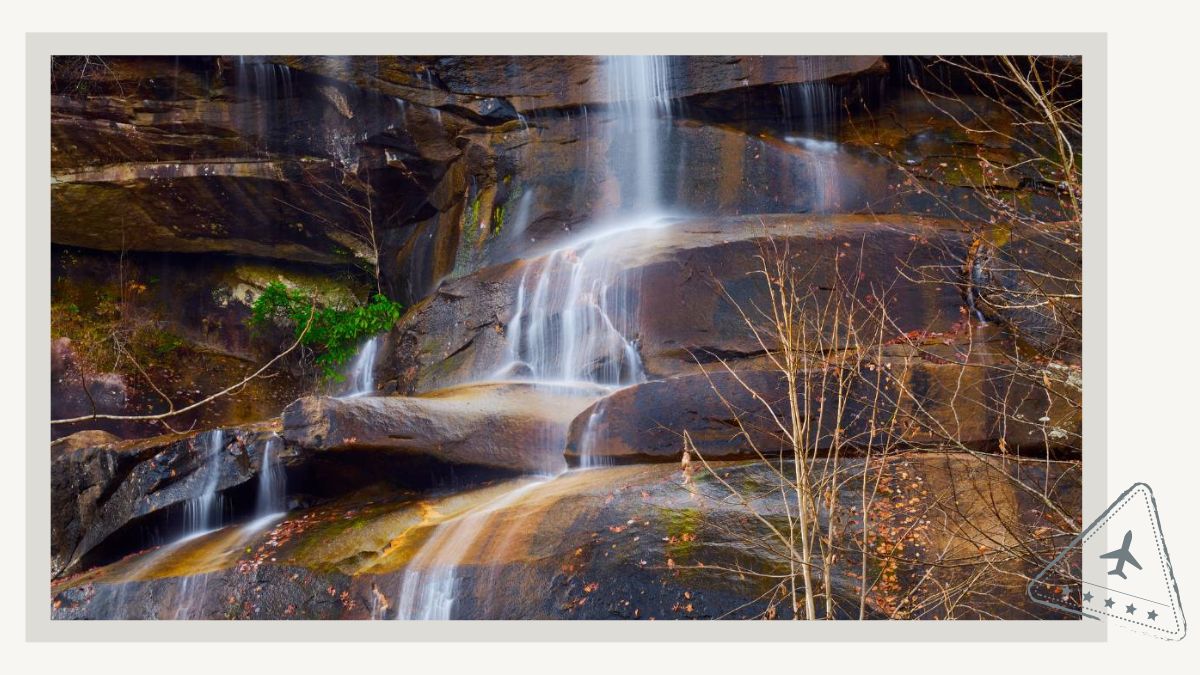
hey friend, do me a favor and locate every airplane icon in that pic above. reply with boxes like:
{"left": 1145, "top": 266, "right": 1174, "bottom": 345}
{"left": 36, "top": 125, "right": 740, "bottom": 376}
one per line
{"left": 1100, "top": 529, "right": 1143, "bottom": 580}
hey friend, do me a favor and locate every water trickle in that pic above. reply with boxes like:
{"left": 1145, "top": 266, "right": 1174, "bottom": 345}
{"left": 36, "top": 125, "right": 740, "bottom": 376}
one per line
{"left": 496, "top": 237, "right": 648, "bottom": 387}
{"left": 507, "top": 187, "right": 536, "bottom": 239}
{"left": 182, "top": 429, "right": 226, "bottom": 535}
{"left": 576, "top": 399, "right": 611, "bottom": 469}
{"left": 342, "top": 336, "right": 380, "bottom": 397}
{"left": 786, "top": 136, "right": 844, "bottom": 213}
{"left": 255, "top": 435, "right": 287, "bottom": 517}
{"left": 393, "top": 478, "right": 550, "bottom": 620}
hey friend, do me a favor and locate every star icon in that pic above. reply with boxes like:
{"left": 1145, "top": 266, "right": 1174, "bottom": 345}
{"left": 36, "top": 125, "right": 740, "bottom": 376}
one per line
{"left": 1147, "top": 610, "right": 1158, "bottom": 621}
{"left": 1126, "top": 603, "right": 1137, "bottom": 615}
{"left": 1104, "top": 597, "right": 1115, "bottom": 608}
{"left": 1083, "top": 591, "right": 1094, "bottom": 603}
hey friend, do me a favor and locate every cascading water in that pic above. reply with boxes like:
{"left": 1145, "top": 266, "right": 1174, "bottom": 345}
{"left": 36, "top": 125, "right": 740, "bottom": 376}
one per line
{"left": 255, "top": 435, "right": 287, "bottom": 517}
{"left": 497, "top": 242, "right": 647, "bottom": 386}
{"left": 182, "top": 429, "right": 225, "bottom": 535}
{"left": 393, "top": 478, "right": 549, "bottom": 620}
{"left": 393, "top": 56, "right": 678, "bottom": 620}
{"left": 780, "top": 76, "right": 845, "bottom": 213}
{"left": 342, "top": 336, "right": 380, "bottom": 397}
{"left": 605, "top": 55, "right": 673, "bottom": 213}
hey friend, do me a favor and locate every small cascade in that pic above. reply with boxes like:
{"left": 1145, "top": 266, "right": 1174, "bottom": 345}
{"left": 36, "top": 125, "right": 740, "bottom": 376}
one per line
{"left": 233, "top": 58, "right": 294, "bottom": 146}
{"left": 182, "top": 430, "right": 225, "bottom": 536}
{"left": 507, "top": 187, "right": 536, "bottom": 238}
{"left": 255, "top": 436, "right": 287, "bottom": 517}
{"left": 393, "top": 478, "right": 550, "bottom": 620}
{"left": 342, "top": 336, "right": 380, "bottom": 397}
{"left": 497, "top": 238, "right": 647, "bottom": 387}
{"left": 779, "top": 75, "right": 847, "bottom": 214}
{"left": 576, "top": 399, "right": 611, "bottom": 469}
{"left": 786, "top": 136, "right": 844, "bottom": 213}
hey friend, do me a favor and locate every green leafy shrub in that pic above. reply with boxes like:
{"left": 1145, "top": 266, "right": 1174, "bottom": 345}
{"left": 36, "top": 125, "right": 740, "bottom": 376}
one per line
{"left": 249, "top": 281, "right": 402, "bottom": 379}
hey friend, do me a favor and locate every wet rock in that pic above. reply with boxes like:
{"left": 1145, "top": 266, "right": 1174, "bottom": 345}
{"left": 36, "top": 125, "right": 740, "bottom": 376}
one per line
{"left": 389, "top": 214, "right": 973, "bottom": 392}
{"left": 968, "top": 230, "right": 1082, "bottom": 362}
{"left": 50, "top": 422, "right": 281, "bottom": 578}
{"left": 281, "top": 382, "right": 608, "bottom": 475}
{"left": 52, "top": 454, "right": 1080, "bottom": 620}
{"left": 564, "top": 356, "right": 1081, "bottom": 465}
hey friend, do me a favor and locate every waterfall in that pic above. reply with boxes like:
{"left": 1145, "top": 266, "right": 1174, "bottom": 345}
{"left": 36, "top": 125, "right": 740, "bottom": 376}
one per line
{"left": 255, "top": 436, "right": 287, "bottom": 517}
{"left": 394, "top": 478, "right": 549, "bottom": 620}
{"left": 182, "top": 429, "right": 225, "bottom": 535}
{"left": 342, "top": 336, "right": 380, "bottom": 397}
{"left": 395, "top": 56, "right": 677, "bottom": 620}
{"left": 495, "top": 233, "right": 651, "bottom": 387}
{"left": 507, "top": 187, "right": 536, "bottom": 238}
{"left": 780, "top": 76, "right": 845, "bottom": 214}
{"left": 605, "top": 55, "right": 673, "bottom": 213}
{"left": 576, "top": 399, "right": 611, "bottom": 469}
{"left": 233, "top": 58, "right": 294, "bottom": 147}
{"left": 786, "top": 136, "right": 844, "bottom": 213}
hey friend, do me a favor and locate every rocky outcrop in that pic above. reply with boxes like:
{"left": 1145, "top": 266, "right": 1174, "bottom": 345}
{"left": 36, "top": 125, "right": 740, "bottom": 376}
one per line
{"left": 52, "top": 454, "right": 1080, "bottom": 620}
{"left": 389, "top": 214, "right": 973, "bottom": 393}
{"left": 270, "top": 56, "right": 886, "bottom": 115}
{"left": 281, "top": 383, "right": 608, "bottom": 475}
{"left": 51, "top": 422, "right": 284, "bottom": 577}
{"left": 565, "top": 349, "right": 1081, "bottom": 465}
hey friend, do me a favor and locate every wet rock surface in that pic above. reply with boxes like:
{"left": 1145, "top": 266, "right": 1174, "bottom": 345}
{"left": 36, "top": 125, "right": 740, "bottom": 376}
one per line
{"left": 52, "top": 455, "right": 1080, "bottom": 620}
{"left": 51, "top": 422, "right": 284, "bottom": 577}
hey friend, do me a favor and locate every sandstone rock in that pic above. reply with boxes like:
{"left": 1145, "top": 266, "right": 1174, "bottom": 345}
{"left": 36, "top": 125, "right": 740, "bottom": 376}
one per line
{"left": 281, "top": 383, "right": 608, "bottom": 475}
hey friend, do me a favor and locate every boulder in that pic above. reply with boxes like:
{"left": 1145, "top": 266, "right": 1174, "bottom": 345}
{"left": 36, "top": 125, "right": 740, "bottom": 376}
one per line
{"left": 281, "top": 382, "right": 609, "bottom": 475}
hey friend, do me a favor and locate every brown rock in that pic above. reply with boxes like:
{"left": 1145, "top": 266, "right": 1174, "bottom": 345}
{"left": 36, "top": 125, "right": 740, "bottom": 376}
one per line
{"left": 281, "top": 382, "right": 608, "bottom": 475}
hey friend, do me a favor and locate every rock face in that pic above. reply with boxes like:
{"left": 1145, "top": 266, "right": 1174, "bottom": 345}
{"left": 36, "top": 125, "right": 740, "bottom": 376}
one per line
{"left": 51, "top": 423, "right": 283, "bottom": 577}
{"left": 390, "top": 214, "right": 973, "bottom": 393}
{"left": 51, "top": 246, "right": 366, "bottom": 440}
{"left": 565, "top": 357, "right": 1082, "bottom": 465}
{"left": 49, "top": 55, "right": 1083, "bottom": 622}
{"left": 281, "top": 383, "right": 608, "bottom": 475}
{"left": 52, "top": 454, "right": 1080, "bottom": 620}
{"left": 51, "top": 55, "right": 902, "bottom": 306}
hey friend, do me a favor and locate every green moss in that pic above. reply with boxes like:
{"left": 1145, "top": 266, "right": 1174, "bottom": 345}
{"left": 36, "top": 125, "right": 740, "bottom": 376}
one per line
{"left": 661, "top": 506, "right": 702, "bottom": 564}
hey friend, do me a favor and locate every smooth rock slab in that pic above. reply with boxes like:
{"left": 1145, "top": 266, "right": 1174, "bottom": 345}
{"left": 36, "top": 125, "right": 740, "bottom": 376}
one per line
{"left": 565, "top": 357, "right": 1081, "bottom": 465}
{"left": 281, "top": 382, "right": 610, "bottom": 475}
